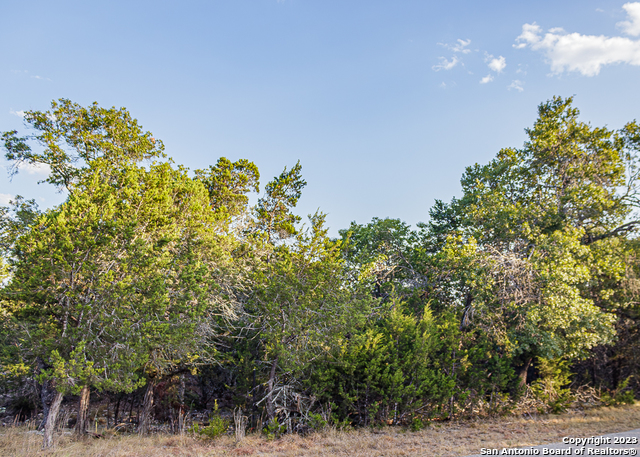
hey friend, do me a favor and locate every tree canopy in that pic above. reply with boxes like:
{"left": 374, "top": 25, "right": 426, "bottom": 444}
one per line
{"left": 1, "top": 96, "right": 639, "bottom": 445}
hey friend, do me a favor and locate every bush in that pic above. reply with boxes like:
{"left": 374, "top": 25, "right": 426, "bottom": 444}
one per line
{"left": 263, "top": 417, "right": 287, "bottom": 440}
{"left": 410, "top": 416, "right": 425, "bottom": 432}
{"left": 531, "top": 358, "right": 573, "bottom": 414}
{"left": 190, "top": 400, "right": 229, "bottom": 439}
{"left": 601, "top": 377, "right": 635, "bottom": 406}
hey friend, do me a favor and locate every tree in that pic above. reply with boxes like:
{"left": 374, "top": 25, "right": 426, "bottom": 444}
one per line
{"left": 2, "top": 98, "right": 164, "bottom": 193}
{"left": 254, "top": 161, "right": 306, "bottom": 244}
{"left": 194, "top": 157, "right": 260, "bottom": 223}
{"left": 427, "top": 97, "right": 639, "bottom": 384}
{"left": 244, "top": 212, "right": 374, "bottom": 420}
{"left": 4, "top": 158, "right": 238, "bottom": 444}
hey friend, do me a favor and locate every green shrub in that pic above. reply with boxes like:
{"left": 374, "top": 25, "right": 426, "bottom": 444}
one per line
{"left": 263, "top": 417, "right": 287, "bottom": 440}
{"left": 410, "top": 416, "right": 424, "bottom": 432}
{"left": 531, "top": 358, "right": 573, "bottom": 414}
{"left": 601, "top": 377, "right": 635, "bottom": 406}
{"left": 307, "top": 412, "right": 328, "bottom": 431}
{"left": 190, "top": 400, "right": 229, "bottom": 439}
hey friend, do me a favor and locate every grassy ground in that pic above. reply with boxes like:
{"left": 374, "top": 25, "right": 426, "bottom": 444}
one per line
{"left": 1, "top": 403, "right": 639, "bottom": 457}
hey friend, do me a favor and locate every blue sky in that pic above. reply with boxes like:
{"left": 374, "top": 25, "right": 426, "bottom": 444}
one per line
{"left": 2, "top": 0, "right": 640, "bottom": 235}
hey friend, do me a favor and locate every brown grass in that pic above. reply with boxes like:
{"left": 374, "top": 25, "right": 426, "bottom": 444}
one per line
{"left": 1, "top": 403, "right": 639, "bottom": 457}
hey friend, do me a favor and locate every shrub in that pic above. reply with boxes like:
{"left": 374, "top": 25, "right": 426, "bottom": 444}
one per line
{"left": 190, "top": 400, "right": 229, "bottom": 439}
{"left": 601, "top": 377, "right": 635, "bottom": 406}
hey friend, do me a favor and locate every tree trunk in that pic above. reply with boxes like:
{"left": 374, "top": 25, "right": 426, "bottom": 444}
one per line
{"left": 128, "top": 393, "right": 134, "bottom": 423}
{"left": 266, "top": 358, "right": 278, "bottom": 420}
{"left": 138, "top": 380, "right": 155, "bottom": 435}
{"left": 113, "top": 396, "right": 121, "bottom": 427}
{"left": 75, "top": 385, "right": 90, "bottom": 436}
{"left": 36, "top": 357, "right": 56, "bottom": 431}
{"left": 518, "top": 357, "right": 533, "bottom": 387}
{"left": 42, "top": 391, "right": 63, "bottom": 449}
{"left": 178, "top": 374, "right": 185, "bottom": 434}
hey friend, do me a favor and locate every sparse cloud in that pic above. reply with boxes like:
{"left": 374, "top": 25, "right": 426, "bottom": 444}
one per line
{"left": 508, "top": 80, "right": 525, "bottom": 92}
{"left": 440, "top": 38, "right": 472, "bottom": 54}
{"left": 618, "top": 2, "right": 640, "bottom": 36}
{"left": 10, "top": 69, "right": 51, "bottom": 81}
{"left": 433, "top": 39, "right": 472, "bottom": 73}
{"left": 9, "top": 109, "right": 25, "bottom": 118}
{"left": 486, "top": 55, "right": 507, "bottom": 73}
{"left": 516, "top": 64, "right": 528, "bottom": 75}
{"left": 514, "top": 4, "right": 640, "bottom": 76}
{"left": 0, "top": 194, "right": 12, "bottom": 205}
{"left": 432, "top": 56, "right": 459, "bottom": 71}
{"left": 480, "top": 74, "right": 494, "bottom": 84}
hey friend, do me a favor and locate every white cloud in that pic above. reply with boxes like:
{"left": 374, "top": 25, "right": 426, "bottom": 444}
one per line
{"left": 486, "top": 55, "right": 507, "bottom": 73}
{"left": 508, "top": 80, "right": 525, "bottom": 92}
{"left": 0, "top": 194, "right": 12, "bottom": 205}
{"left": 9, "top": 109, "right": 25, "bottom": 118}
{"left": 514, "top": 23, "right": 543, "bottom": 49}
{"left": 440, "top": 38, "right": 472, "bottom": 54}
{"left": 433, "top": 39, "right": 472, "bottom": 73}
{"left": 618, "top": 2, "right": 640, "bottom": 36}
{"left": 19, "top": 162, "right": 51, "bottom": 176}
{"left": 480, "top": 74, "right": 494, "bottom": 84}
{"left": 432, "top": 56, "right": 459, "bottom": 71}
{"left": 514, "top": 5, "right": 640, "bottom": 76}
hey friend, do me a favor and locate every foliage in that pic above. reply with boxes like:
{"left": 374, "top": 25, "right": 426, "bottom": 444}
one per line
{"left": 427, "top": 97, "right": 635, "bottom": 366}
{"left": 601, "top": 377, "right": 636, "bottom": 406}
{"left": 262, "top": 417, "right": 287, "bottom": 440}
{"left": 190, "top": 401, "right": 229, "bottom": 439}
{"left": 531, "top": 358, "right": 574, "bottom": 414}
{"left": 307, "top": 303, "right": 459, "bottom": 425}
{"left": 194, "top": 157, "right": 260, "bottom": 223}
{"left": 2, "top": 98, "right": 165, "bottom": 192}
{"left": 254, "top": 161, "right": 306, "bottom": 243}
{"left": 1, "top": 95, "right": 639, "bottom": 438}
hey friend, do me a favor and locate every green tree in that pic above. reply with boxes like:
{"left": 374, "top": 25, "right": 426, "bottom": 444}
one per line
{"left": 4, "top": 159, "right": 237, "bottom": 444}
{"left": 194, "top": 157, "right": 260, "bottom": 223}
{"left": 428, "top": 97, "right": 639, "bottom": 384}
{"left": 243, "top": 211, "right": 374, "bottom": 420}
{"left": 254, "top": 161, "right": 306, "bottom": 244}
{"left": 2, "top": 98, "right": 164, "bottom": 192}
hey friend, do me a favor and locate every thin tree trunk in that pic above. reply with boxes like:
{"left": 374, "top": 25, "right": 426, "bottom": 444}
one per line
{"left": 36, "top": 357, "right": 56, "bottom": 430}
{"left": 113, "top": 396, "right": 121, "bottom": 427}
{"left": 75, "top": 385, "right": 90, "bottom": 436}
{"left": 266, "top": 358, "right": 278, "bottom": 420}
{"left": 518, "top": 357, "right": 533, "bottom": 387}
{"left": 178, "top": 374, "right": 185, "bottom": 434}
{"left": 42, "top": 391, "right": 63, "bottom": 449}
{"left": 128, "top": 393, "right": 134, "bottom": 423}
{"left": 138, "top": 380, "right": 155, "bottom": 435}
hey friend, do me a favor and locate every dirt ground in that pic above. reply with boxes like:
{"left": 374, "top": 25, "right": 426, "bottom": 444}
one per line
{"left": 1, "top": 403, "right": 638, "bottom": 457}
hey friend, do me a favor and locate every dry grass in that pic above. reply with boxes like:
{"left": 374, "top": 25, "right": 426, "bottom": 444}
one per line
{"left": 1, "top": 403, "right": 639, "bottom": 457}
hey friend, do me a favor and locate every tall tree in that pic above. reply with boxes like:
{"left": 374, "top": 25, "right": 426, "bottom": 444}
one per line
{"left": 427, "top": 97, "right": 640, "bottom": 383}
{"left": 194, "top": 157, "right": 260, "bottom": 223}
{"left": 2, "top": 98, "right": 164, "bottom": 193}
{"left": 4, "top": 159, "right": 238, "bottom": 444}
{"left": 254, "top": 161, "right": 306, "bottom": 244}
{"left": 245, "top": 212, "right": 374, "bottom": 419}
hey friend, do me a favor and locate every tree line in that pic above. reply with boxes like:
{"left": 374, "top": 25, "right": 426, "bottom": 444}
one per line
{"left": 0, "top": 97, "right": 639, "bottom": 447}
